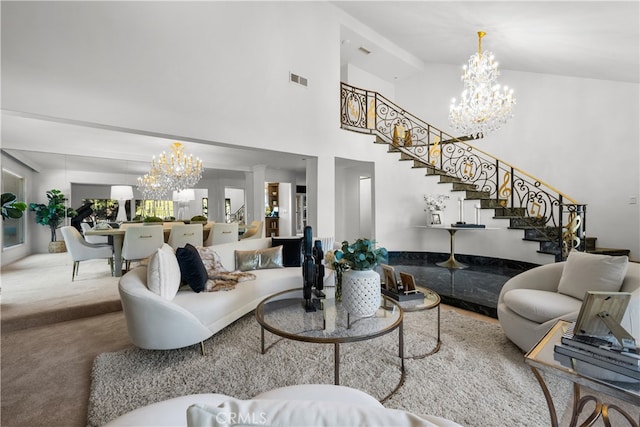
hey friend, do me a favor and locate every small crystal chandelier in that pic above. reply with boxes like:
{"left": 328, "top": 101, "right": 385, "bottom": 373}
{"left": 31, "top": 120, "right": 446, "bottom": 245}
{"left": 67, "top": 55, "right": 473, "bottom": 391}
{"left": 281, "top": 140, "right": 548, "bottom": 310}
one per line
{"left": 150, "top": 142, "right": 203, "bottom": 192}
{"left": 136, "top": 169, "right": 168, "bottom": 201}
{"left": 449, "top": 31, "right": 516, "bottom": 138}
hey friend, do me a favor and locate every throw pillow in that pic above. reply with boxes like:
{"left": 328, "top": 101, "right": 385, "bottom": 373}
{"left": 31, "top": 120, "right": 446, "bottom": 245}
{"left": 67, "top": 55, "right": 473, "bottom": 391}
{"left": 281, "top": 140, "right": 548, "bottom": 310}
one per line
{"left": 186, "top": 399, "right": 438, "bottom": 427}
{"left": 196, "top": 245, "right": 257, "bottom": 292}
{"left": 176, "top": 243, "right": 209, "bottom": 293}
{"left": 146, "top": 243, "right": 181, "bottom": 300}
{"left": 557, "top": 250, "right": 629, "bottom": 300}
{"left": 271, "top": 237, "right": 303, "bottom": 267}
{"left": 196, "top": 246, "right": 227, "bottom": 278}
{"left": 235, "top": 246, "right": 284, "bottom": 272}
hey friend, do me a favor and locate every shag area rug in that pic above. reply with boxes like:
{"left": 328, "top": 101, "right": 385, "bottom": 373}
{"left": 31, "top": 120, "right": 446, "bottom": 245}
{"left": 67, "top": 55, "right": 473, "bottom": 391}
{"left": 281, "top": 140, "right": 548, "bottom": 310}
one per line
{"left": 88, "top": 309, "right": 570, "bottom": 426}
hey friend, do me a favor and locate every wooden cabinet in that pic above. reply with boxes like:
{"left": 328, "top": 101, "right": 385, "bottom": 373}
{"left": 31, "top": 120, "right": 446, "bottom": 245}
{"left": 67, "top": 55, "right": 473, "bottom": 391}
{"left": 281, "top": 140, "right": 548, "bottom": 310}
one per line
{"left": 266, "top": 183, "right": 279, "bottom": 237}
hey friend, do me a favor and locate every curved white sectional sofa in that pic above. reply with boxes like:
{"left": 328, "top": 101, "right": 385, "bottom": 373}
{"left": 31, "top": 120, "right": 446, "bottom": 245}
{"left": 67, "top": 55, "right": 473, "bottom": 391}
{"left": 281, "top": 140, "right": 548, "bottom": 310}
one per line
{"left": 119, "top": 237, "right": 318, "bottom": 351}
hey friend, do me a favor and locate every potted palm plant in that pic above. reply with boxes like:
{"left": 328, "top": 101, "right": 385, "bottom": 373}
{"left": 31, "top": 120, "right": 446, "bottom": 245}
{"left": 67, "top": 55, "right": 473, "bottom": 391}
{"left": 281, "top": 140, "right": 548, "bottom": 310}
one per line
{"left": 334, "top": 238, "right": 387, "bottom": 317}
{"left": 29, "top": 189, "right": 77, "bottom": 253}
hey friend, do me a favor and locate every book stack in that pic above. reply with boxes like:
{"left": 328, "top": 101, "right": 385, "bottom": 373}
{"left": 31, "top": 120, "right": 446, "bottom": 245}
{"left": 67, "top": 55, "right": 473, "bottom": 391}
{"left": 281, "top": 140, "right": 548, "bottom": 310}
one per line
{"left": 554, "top": 322, "right": 640, "bottom": 380}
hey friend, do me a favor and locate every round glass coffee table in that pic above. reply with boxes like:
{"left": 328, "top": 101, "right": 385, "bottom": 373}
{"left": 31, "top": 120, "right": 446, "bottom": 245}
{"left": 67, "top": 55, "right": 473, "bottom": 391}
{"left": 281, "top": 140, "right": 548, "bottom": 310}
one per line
{"left": 255, "top": 287, "right": 404, "bottom": 400}
{"left": 382, "top": 286, "right": 441, "bottom": 357}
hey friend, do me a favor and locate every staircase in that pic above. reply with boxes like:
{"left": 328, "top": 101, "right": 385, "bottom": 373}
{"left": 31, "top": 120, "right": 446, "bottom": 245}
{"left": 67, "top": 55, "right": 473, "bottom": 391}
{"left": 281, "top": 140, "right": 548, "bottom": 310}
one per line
{"left": 340, "top": 82, "right": 601, "bottom": 261}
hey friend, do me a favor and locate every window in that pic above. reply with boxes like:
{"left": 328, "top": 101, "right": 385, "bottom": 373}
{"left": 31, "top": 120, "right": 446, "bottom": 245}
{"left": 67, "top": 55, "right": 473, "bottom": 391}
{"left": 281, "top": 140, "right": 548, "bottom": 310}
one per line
{"left": 135, "top": 199, "right": 174, "bottom": 220}
{"left": 2, "top": 169, "right": 26, "bottom": 248}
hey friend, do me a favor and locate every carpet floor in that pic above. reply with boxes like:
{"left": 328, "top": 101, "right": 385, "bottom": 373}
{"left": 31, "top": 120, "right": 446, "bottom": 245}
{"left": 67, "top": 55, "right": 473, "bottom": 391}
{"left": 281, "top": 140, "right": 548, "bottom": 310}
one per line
{"left": 1, "top": 253, "right": 121, "bottom": 332}
{"left": 89, "top": 308, "right": 572, "bottom": 427}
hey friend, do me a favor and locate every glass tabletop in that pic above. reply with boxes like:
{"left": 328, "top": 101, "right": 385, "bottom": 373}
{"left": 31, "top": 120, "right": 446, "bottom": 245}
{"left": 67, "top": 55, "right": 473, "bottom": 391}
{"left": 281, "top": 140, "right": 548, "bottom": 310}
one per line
{"left": 255, "top": 287, "right": 403, "bottom": 344}
{"left": 396, "top": 286, "right": 440, "bottom": 312}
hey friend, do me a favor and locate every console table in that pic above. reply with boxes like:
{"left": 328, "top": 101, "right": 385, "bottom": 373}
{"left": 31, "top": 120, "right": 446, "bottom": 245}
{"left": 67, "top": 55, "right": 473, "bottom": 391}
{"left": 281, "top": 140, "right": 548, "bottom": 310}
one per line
{"left": 428, "top": 226, "right": 489, "bottom": 269}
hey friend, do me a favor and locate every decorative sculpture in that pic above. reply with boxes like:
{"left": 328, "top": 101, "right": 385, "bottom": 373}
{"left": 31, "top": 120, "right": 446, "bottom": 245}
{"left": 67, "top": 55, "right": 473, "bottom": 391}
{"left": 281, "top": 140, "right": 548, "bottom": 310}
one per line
{"left": 312, "top": 240, "right": 325, "bottom": 298}
{"left": 302, "top": 226, "right": 315, "bottom": 312}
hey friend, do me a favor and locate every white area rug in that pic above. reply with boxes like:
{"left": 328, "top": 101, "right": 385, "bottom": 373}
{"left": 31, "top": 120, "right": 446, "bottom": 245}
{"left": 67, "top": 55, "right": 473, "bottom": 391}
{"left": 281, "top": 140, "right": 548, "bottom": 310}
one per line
{"left": 88, "top": 308, "right": 571, "bottom": 426}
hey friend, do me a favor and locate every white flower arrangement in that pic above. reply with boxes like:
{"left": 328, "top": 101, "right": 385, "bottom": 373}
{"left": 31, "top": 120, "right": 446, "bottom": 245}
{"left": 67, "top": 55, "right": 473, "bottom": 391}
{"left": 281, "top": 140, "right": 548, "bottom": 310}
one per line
{"left": 424, "top": 194, "right": 449, "bottom": 212}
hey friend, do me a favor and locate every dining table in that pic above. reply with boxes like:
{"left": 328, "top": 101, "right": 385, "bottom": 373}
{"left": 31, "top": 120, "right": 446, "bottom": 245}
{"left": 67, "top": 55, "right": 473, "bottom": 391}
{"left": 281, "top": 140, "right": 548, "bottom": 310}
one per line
{"left": 85, "top": 222, "right": 212, "bottom": 276}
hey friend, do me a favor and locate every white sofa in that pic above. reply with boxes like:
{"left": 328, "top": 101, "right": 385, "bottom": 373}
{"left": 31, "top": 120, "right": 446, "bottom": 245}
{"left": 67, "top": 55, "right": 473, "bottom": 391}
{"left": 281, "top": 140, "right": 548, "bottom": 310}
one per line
{"left": 119, "top": 237, "right": 318, "bottom": 351}
{"left": 104, "top": 384, "right": 462, "bottom": 427}
{"left": 498, "top": 254, "right": 640, "bottom": 352}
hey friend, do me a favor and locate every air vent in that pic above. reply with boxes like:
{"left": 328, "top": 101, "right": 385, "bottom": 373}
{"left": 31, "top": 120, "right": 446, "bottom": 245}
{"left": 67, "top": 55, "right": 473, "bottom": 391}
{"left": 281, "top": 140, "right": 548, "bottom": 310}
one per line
{"left": 358, "top": 46, "right": 371, "bottom": 55}
{"left": 290, "top": 72, "right": 308, "bottom": 87}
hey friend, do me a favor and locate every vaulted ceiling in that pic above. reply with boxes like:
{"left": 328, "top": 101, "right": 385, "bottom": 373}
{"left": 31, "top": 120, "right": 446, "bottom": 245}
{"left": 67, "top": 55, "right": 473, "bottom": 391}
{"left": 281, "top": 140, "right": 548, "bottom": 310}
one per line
{"left": 2, "top": 1, "right": 638, "bottom": 179}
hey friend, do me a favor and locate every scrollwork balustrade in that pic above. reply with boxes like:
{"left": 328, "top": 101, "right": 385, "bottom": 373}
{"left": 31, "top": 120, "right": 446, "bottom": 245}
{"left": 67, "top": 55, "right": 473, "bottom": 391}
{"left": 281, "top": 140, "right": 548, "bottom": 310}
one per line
{"left": 340, "top": 82, "right": 586, "bottom": 259}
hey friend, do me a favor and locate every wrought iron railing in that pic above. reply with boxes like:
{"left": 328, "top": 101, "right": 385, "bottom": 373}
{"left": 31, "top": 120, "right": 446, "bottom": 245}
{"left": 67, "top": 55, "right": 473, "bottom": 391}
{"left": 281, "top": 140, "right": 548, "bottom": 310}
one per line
{"left": 340, "top": 82, "right": 587, "bottom": 259}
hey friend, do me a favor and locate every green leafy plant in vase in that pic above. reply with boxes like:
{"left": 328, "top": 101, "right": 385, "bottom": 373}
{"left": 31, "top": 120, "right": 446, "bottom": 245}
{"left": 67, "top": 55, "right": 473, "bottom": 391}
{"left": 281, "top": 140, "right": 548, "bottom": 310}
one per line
{"left": 334, "top": 238, "right": 388, "bottom": 317}
{"left": 29, "top": 189, "right": 77, "bottom": 252}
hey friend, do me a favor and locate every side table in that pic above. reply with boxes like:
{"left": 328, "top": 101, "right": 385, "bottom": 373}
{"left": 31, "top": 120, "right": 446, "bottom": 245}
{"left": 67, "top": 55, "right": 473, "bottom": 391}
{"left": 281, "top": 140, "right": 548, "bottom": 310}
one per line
{"left": 383, "top": 286, "right": 441, "bottom": 357}
{"left": 525, "top": 320, "right": 639, "bottom": 427}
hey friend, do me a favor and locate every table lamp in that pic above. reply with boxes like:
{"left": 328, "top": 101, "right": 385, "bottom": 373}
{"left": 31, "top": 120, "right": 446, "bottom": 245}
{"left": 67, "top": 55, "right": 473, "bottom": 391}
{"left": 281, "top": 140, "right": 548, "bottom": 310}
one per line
{"left": 173, "top": 189, "right": 195, "bottom": 220}
{"left": 111, "top": 185, "right": 133, "bottom": 222}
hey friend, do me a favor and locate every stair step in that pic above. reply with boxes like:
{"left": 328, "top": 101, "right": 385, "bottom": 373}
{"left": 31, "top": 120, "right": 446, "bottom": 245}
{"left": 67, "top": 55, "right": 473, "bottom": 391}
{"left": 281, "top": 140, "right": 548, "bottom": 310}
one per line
{"left": 463, "top": 189, "right": 490, "bottom": 199}
{"left": 438, "top": 175, "right": 463, "bottom": 184}
{"left": 451, "top": 182, "right": 478, "bottom": 192}
{"left": 588, "top": 248, "right": 630, "bottom": 257}
{"left": 494, "top": 207, "right": 527, "bottom": 217}
{"left": 510, "top": 217, "right": 548, "bottom": 229}
{"left": 480, "top": 199, "right": 508, "bottom": 209}
{"left": 521, "top": 226, "right": 560, "bottom": 239}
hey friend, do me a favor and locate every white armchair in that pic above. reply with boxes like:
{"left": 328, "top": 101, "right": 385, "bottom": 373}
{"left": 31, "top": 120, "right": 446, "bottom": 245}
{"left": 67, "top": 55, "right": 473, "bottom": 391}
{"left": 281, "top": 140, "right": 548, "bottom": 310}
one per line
{"left": 498, "top": 254, "right": 639, "bottom": 352}
{"left": 80, "top": 222, "right": 109, "bottom": 244}
{"left": 60, "top": 226, "right": 113, "bottom": 281}
{"left": 168, "top": 224, "right": 203, "bottom": 249}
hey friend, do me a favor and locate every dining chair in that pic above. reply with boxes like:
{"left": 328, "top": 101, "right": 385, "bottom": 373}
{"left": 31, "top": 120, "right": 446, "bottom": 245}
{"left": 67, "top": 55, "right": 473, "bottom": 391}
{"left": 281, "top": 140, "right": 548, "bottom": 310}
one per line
{"left": 80, "top": 222, "right": 109, "bottom": 245}
{"left": 204, "top": 222, "right": 239, "bottom": 246}
{"left": 168, "top": 224, "right": 204, "bottom": 250}
{"left": 240, "top": 220, "right": 263, "bottom": 240}
{"left": 121, "top": 225, "right": 164, "bottom": 272}
{"left": 60, "top": 226, "right": 113, "bottom": 281}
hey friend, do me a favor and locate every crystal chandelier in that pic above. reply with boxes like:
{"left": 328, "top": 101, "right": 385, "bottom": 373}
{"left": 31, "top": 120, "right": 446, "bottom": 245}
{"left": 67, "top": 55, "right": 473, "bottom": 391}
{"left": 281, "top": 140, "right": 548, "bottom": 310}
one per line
{"left": 136, "top": 169, "right": 168, "bottom": 201}
{"left": 150, "top": 142, "right": 203, "bottom": 192}
{"left": 449, "top": 31, "right": 516, "bottom": 138}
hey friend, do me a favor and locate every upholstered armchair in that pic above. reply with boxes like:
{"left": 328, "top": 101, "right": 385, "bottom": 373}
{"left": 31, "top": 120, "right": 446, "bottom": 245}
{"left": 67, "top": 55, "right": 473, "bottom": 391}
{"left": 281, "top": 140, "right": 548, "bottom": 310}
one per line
{"left": 168, "top": 224, "right": 204, "bottom": 249}
{"left": 60, "top": 226, "right": 113, "bottom": 281}
{"left": 498, "top": 251, "right": 639, "bottom": 352}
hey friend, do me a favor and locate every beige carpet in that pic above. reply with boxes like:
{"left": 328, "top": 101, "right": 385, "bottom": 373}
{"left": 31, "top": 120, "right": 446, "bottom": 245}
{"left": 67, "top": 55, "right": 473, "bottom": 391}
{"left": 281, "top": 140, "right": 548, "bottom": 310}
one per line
{"left": 89, "top": 309, "right": 573, "bottom": 427}
{"left": 1, "top": 252, "right": 132, "bottom": 427}
{"left": 1, "top": 253, "right": 122, "bottom": 332}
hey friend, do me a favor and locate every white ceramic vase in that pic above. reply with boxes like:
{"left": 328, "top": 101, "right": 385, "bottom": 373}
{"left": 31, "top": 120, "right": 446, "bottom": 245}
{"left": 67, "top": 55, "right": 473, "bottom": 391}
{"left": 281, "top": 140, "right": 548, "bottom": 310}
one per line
{"left": 342, "top": 269, "right": 381, "bottom": 317}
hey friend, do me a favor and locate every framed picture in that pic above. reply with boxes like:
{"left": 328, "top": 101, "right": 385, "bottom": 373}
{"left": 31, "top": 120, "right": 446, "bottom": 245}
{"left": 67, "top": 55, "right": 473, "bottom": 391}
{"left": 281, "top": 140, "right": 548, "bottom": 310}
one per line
{"left": 431, "top": 213, "right": 441, "bottom": 225}
{"left": 399, "top": 272, "right": 418, "bottom": 293}
{"left": 574, "top": 291, "right": 631, "bottom": 338}
{"left": 381, "top": 264, "right": 399, "bottom": 292}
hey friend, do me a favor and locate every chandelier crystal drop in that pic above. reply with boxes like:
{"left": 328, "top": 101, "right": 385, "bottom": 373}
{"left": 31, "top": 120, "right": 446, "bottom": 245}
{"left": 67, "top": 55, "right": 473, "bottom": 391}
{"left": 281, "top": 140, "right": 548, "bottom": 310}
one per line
{"left": 149, "top": 142, "right": 203, "bottom": 192}
{"left": 449, "top": 31, "right": 516, "bottom": 138}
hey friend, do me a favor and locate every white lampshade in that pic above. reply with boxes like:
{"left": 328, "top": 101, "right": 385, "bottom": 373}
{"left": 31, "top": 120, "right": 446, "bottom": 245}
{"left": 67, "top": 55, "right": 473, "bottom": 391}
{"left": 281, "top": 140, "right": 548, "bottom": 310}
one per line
{"left": 172, "top": 189, "right": 195, "bottom": 202}
{"left": 111, "top": 185, "right": 134, "bottom": 201}
{"left": 111, "top": 185, "right": 133, "bottom": 222}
